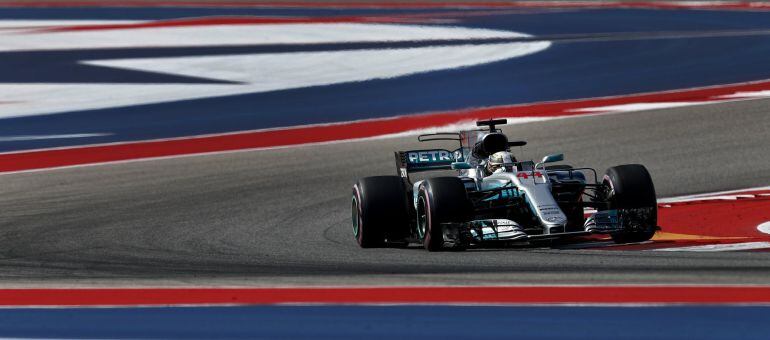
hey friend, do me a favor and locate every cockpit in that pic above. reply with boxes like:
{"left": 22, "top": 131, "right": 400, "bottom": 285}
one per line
{"left": 454, "top": 119, "right": 529, "bottom": 179}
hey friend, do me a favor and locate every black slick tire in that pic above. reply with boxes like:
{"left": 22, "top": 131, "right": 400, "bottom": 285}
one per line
{"left": 603, "top": 165, "right": 658, "bottom": 244}
{"left": 352, "top": 176, "right": 410, "bottom": 248}
{"left": 416, "top": 177, "right": 472, "bottom": 251}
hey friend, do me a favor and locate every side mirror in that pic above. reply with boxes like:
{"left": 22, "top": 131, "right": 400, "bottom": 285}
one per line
{"left": 541, "top": 153, "right": 564, "bottom": 164}
{"left": 450, "top": 162, "right": 472, "bottom": 170}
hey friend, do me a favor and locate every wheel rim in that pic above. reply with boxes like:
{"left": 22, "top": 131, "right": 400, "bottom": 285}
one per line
{"left": 417, "top": 196, "right": 427, "bottom": 239}
{"left": 602, "top": 179, "right": 616, "bottom": 209}
{"left": 352, "top": 196, "right": 360, "bottom": 238}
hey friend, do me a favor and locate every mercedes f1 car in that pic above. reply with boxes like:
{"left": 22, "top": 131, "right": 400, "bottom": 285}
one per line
{"left": 352, "top": 119, "right": 658, "bottom": 251}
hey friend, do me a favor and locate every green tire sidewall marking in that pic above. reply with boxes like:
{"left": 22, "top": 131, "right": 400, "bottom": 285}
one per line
{"left": 352, "top": 195, "right": 360, "bottom": 238}
{"left": 417, "top": 195, "right": 427, "bottom": 240}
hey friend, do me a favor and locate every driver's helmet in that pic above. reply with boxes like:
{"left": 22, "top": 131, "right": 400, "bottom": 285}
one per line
{"left": 486, "top": 151, "right": 517, "bottom": 174}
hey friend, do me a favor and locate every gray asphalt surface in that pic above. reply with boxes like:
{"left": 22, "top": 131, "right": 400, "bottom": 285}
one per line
{"left": 0, "top": 98, "right": 769, "bottom": 287}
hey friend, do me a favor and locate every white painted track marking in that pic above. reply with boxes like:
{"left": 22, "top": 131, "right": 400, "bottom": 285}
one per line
{"left": 717, "top": 90, "right": 770, "bottom": 99}
{"left": 0, "top": 133, "right": 111, "bottom": 142}
{"left": 652, "top": 242, "right": 770, "bottom": 252}
{"left": 0, "top": 22, "right": 528, "bottom": 52}
{"left": 0, "top": 20, "right": 143, "bottom": 31}
{"left": 0, "top": 22, "right": 550, "bottom": 118}
{"left": 84, "top": 41, "right": 550, "bottom": 93}
{"left": 0, "top": 42, "right": 550, "bottom": 118}
{"left": 658, "top": 186, "right": 770, "bottom": 203}
{"left": 664, "top": 195, "right": 758, "bottom": 202}
{"left": 568, "top": 101, "right": 712, "bottom": 113}
{"left": 758, "top": 222, "right": 770, "bottom": 235}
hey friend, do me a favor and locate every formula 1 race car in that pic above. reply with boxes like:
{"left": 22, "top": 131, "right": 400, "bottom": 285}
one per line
{"left": 351, "top": 119, "right": 658, "bottom": 251}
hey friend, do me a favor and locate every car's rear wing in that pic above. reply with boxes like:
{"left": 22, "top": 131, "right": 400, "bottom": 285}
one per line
{"left": 394, "top": 148, "right": 464, "bottom": 179}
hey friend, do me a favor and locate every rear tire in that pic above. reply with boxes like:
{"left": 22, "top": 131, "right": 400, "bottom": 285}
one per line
{"left": 603, "top": 165, "right": 658, "bottom": 244}
{"left": 416, "top": 177, "right": 472, "bottom": 251}
{"left": 352, "top": 176, "right": 410, "bottom": 248}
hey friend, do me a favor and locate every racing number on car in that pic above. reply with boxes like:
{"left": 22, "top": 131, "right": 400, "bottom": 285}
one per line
{"left": 517, "top": 171, "right": 543, "bottom": 179}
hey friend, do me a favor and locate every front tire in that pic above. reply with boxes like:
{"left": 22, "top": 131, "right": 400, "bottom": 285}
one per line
{"left": 416, "top": 177, "right": 472, "bottom": 251}
{"left": 603, "top": 165, "right": 658, "bottom": 244}
{"left": 352, "top": 176, "right": 410, "bottom": 248}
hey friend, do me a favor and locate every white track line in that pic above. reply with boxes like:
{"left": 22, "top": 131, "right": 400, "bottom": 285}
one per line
{"left": 758, "top": 222, "right": 770, "bottom": 235}
{"left": 652, "top": 242, "right": 770, "bottom": 252}
{"left": 0, "top": 133, "right": 110, "bottom": 142}
{"left": 568, "top": 101, "right": 711, "bottom": 113}
{"left": 658, "top": 186, "right": 770, "bottom": 203}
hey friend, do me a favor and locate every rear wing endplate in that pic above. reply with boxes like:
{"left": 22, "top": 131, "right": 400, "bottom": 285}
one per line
{"left": 395, "top": 149, "right": 464, "bottom": 178}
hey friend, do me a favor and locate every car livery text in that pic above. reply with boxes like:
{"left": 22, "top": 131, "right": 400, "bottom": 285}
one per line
{"left": 407, "top": 150, "right": 453, "bottom": 164}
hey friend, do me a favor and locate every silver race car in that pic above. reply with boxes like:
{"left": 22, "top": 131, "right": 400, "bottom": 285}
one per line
{"left": 352, "top": 119, "right": 658, "bottom": 251}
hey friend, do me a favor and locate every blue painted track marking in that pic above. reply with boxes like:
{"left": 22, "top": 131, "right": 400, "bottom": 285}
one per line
{"left": 0, "top": 305, "right": 768, "bottom": 339}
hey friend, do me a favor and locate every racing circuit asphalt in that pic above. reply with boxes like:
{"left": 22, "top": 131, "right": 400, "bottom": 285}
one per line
{"left": 0, "top": 97, "right": 769, "bottom": 286}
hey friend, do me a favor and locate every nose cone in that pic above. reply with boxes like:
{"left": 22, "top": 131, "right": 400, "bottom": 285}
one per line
{"left": 509, "top": 173, "right": 569, "bottom": 234}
